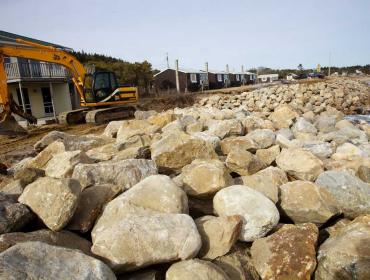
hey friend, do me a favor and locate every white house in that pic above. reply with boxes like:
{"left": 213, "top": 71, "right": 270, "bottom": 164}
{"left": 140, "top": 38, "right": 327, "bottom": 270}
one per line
{"left": 1, "top": 30, "right": 78, "bottom": 122}
{"left": 257, "top": 73, "right": 279, "bottom": 83}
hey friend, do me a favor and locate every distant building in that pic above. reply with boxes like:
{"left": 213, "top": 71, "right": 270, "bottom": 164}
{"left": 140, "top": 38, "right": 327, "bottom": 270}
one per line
{"left": 257, "top": 74, "right": 279, "bottom": 83}
{"left": 286, "top": 73, "right": 298, "bottom": 81}
{"left": 153, "top": 68, "right": 208, "bottom": 92}
{"left": 208, "top": 70, "right": 231, "bottom": 89}
{"left": 0, "top": 30, "right": 77, "bottom": 122}
{"left": 230, "top": 72, "right": 257, "bottom": 86}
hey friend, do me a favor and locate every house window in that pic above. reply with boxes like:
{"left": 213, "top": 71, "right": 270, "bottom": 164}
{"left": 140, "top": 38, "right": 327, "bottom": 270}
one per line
{"left": 217, "top": 74, "right": 223, "bottom": 82}
{"left": 190, "top": 73, "right": 197, "bottom": 83}
{"left": 224, "top": 74, "right": 229, "bottom": 82}
{"left": 236, "top": 74, "right": 240, "bottom": 81}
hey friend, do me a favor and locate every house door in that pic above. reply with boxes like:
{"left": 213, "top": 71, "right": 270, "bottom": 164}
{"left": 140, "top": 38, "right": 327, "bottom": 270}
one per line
{"left": 16, "top": 88, "right": 32, "bottom": 115}
{"left": 41, "top": 87, "right": 54, "bottom": 116}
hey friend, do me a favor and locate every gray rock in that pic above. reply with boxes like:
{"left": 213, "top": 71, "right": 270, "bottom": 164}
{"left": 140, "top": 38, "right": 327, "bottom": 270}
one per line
{"left": 315, "top": 215, "right": 370, "bottom": 280}
{"left": 0, "top": 241, "right": 116, "bottom": 280}
{"left": 72, "top": 159, "right": 157, "bottom": 190}
{"left": 315, "top": 170, "right": 370, "bottom": 218}
{"left": 246, "top": 129, "right": 275, "bottom": 149}
{"left": 0, "top": 193, "right": 34, "bottom": 234}
{"left": 0, "top": 229, "right": 92, "bottom": 255}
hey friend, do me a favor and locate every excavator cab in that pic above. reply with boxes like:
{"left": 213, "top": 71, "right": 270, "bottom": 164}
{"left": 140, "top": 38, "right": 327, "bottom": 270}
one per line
{"left": 83, "top": 71, "right": 119, "bottom": 103}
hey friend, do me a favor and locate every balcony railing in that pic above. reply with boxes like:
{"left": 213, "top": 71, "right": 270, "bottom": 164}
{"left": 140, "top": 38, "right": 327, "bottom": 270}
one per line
{"left": 4, "top": 62, "right": 70, "bottom": 80}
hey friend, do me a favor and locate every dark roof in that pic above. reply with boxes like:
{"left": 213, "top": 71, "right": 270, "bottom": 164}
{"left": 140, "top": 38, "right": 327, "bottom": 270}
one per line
{"left": 0, "top": 30, "right": 73, "bottom": 51}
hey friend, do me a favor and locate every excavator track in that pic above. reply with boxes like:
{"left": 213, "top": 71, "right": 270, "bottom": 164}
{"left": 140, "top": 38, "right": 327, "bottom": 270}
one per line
{"left": 57, "top": 109, "right": 88, "bottom": 125}
{"left": 85, "top": 106, "right": 136, "bottom": 124}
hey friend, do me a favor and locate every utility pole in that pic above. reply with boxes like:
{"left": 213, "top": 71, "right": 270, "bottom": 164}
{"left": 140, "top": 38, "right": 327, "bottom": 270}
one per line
{"left": 328, "top": 52, "right": 331, "bottom": 77}
{"left": 241, "top": 65, "right": 245, "bottom": 85}
{"left": 175, "top": 59, "right": 180, "bottom": 93}
{"left": 166, "top": 53, "right": 169, "bottom": 69}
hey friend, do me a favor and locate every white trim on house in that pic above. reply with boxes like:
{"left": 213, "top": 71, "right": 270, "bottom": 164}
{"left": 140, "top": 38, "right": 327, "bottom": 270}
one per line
{"left": 190, "top": 73, "right": 197, "bottom": 83}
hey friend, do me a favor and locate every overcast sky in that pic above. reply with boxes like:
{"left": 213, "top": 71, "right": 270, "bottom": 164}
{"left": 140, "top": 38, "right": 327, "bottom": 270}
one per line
{"left": 1, "top": 0, "right": 369, "bottom": 71}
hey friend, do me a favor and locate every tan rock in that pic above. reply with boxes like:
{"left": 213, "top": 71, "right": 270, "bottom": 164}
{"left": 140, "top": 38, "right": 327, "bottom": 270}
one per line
{"left": 151, "top": 131, "right": 217, "bottom": 172}
{"left": 276, "top": 148, "right": 324, "bottom": 181}
{"left": 148, "top": 111, "right": 177, "bottom": 128}
{"left": 256, "top": 145, "right": 280, "bottom": 166}
{"left": 45, "top": 150, "right": 93, "bottom": 178}
{"left": 26, "top": 141, "right": 66, "bottom": 169}
{"left": 181, "top": 159, "right": 233, "bottom": 197}
{"left": 166, "top": 259, "right": 230, "bottom": 280}
{"left": 220, "top": 136, "right": 258, "bottom": 155}
{"left": 0, "top": 229, "right": 92, "bottom": 255}
{"left": 269, "top": 105, "right": 299, "bottom": 129}
{"left": 92, "top": 214, "right": 201, "bottom": 272}
{"left": 195, "top": 215, "right": 242, "bottom": 260}
{"left": 279, "top": 181, "right": 339, "bottom": 225}
{"left": 242, "top": 166, "right": 288, "bottom": 203}
{"left": 251, "top": 223, "right": 318, "bottom": 280}
{"left": 18, "top": 177, "right": 81, "bottom": 231}
{"left": 226, "top": 149, "right": 264, "bottom": 176}
{"left": 117, "top": 119, "right": 160, "bottom": 143}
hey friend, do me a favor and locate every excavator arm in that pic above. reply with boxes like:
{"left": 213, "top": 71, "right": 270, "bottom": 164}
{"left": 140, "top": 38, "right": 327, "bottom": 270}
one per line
{"left": 0, "top": 39, "right": 87, "bottom": 129}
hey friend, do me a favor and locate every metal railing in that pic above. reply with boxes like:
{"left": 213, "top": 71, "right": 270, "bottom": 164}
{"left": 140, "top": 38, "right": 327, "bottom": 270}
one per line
{"left": 4, "top": 62, "right": 69, "bottom": 80}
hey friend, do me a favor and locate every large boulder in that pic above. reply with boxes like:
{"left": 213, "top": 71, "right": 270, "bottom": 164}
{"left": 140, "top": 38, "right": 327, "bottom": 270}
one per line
{"left": 242, "top": 166, "right": 288, "bottom": 203}
{"left": 151, "top": 131, "right": 217, "bottom": 172}
{"left": 314, "top": 115, "right": 337, "bottom": 133}
{"left": 0, "top": 193, "right": 34, "bottom": 234}
{"left": 45, "top": 150, "right": 93, "bottom": 178}
{"left": 166, "top": 259, "right": 230, "bottom": 280}
{"left": 92, "top": 214, "right": 201, "bottom": 272}
{"left": 102, "top": 120, "right": 125, "bottom": 138}
{"left": 34, "top": 131, "right": 111, "bottom": 152}
{"left": 92, "top": 175, "right": 188, "bottom": 231}
{"left": 147, "top": 111, "right": 177, "bottom": 128}
{"left": 0, "top": 229, "right": 92, "bottom": 255}
{"left": 279, "top": 181, "right": 339, "bottom": 225}
{"left": 315, "top": 215, "right": 370, "bottom": 280}
{"left": 276, "top": 148, "right": 324, "bottom": 181}
{"left": 67, "top": 185, "right": 120, "bottom": 232}
{"left": 195, "top": 215, "right": 242, "bottom": 260}
{"left": 180, "top": 159, "right": 233, "bottom": 197}
{"left": 315, "top": 170, "right": 370, "bottom": 218}
{"left": 0, "top": 241, "right": 116, "bottom": 280}
{"left": 213, "top": 185, "right": 279, "bottom": 242}
{"left": 72, "top": 159, "right": 157, "bottom": 190}
{"left": 18, "top": 177, "right": 81, "bottom": 231}
{"left": 292, "top": 117, "right": 317, "bottom": 140}
{"left": 245, "top": 129, "right": 275, "bottom": 149}
{"left": 251, "top": 223, "right": 318, "bottom": 280}
{"left": 269, "top": 105, "right": 299, "bottom": 129}
{"left": 226, "top": 149, "right": 265, "bottom": 176}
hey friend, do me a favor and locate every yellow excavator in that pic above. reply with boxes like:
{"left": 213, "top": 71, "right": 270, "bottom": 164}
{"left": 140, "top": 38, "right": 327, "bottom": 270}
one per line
{"left": 0, "top": 38, "right": 138, "bottom": 134}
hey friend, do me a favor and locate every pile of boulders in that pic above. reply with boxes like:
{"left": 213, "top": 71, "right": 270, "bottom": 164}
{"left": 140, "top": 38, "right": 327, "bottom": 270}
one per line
{"left": 1, "top": 98, "right": 370, "bottom": 279}
{"left": 198, "top": 78, "right": 369, "bottom": 114}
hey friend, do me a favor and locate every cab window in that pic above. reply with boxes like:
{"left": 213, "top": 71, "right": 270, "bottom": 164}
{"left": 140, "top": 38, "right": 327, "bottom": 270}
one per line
{"left": 94, "top": 72, "right": 110, "bottom": 91}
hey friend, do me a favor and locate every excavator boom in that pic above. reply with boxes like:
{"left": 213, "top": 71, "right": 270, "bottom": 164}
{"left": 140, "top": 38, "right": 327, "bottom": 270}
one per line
{"left": 0, "top": 38, "right": 138, "bottom": 134}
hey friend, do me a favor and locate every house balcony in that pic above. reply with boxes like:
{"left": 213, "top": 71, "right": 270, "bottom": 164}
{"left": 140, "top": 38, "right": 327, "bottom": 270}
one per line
{"left": 5, "top": 62, "right": 70, "bottom": 83}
